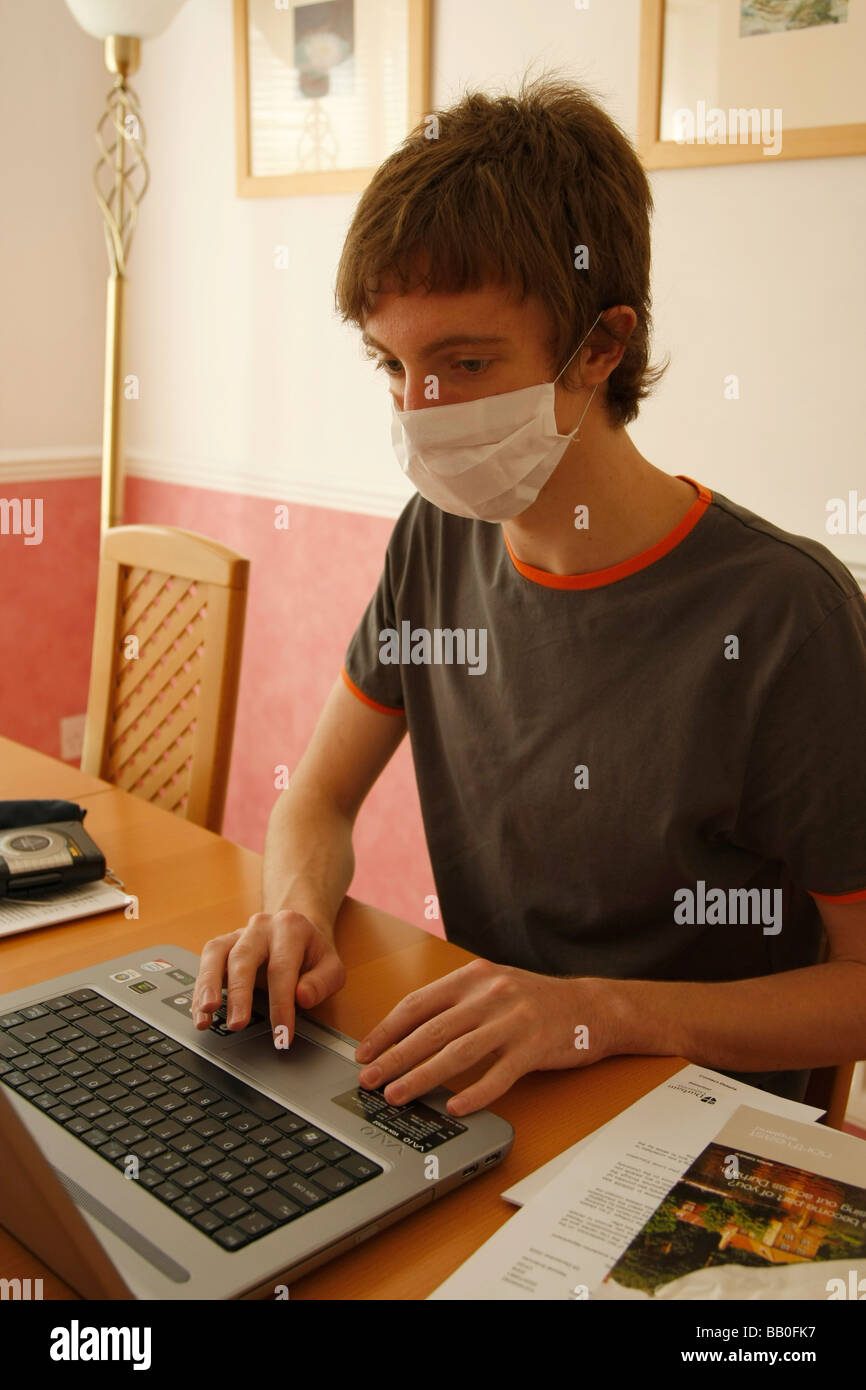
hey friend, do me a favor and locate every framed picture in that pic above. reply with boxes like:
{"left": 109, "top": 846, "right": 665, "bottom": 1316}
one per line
{"left": 638, "top": 0, "right": 866, "bottom": 167}
{"left": 233, "top": 0, "right": 432, "bottom": 196}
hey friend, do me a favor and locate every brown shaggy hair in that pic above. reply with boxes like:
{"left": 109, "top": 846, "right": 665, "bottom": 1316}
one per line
{"left": 334, "top": 71, "right": 668, "bottom": 427}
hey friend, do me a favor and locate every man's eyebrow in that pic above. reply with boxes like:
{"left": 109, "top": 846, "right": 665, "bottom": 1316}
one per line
{"left": 361, "top": 332, "right": 511, "bottom": 356}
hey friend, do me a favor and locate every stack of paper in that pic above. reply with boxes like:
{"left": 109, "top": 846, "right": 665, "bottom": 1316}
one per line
{"left": 429, "top": 1064, "right": 866, "bottom": 1300}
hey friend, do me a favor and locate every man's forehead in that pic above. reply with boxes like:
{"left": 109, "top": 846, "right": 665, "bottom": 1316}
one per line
{"left": 362, "top": 282, "right": 540, "bottom": 350}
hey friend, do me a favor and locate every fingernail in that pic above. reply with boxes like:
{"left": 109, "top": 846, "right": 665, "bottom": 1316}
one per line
{"left": 362, "top": 1064, "right": 381, "bottom": 1085}
{"left": 356, "top": 1043, "right": 372, "bottom": 1062}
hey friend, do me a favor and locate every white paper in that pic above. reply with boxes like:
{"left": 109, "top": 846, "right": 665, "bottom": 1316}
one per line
{"left": 0, "top": 880, "right": 134, "bottom": 938}
{"left": 430, "top": 1065, "right": 824, "bottom": 1300}
{"left": 593, "top": 1104, "right": 866, "bottom": 1301}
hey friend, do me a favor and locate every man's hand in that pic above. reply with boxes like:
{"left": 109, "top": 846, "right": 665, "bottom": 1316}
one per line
{"left": 354, "top": 958, "right": 620, "bottom": 1115}
{"left": 193, "top": 910, "right": 346, "bottom": 1045}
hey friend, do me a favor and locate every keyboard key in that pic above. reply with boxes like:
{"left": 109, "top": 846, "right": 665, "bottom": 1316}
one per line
{"left": 138, "top": 1168, "right": 164, "bottom": 1189}
{"left": 227, "top": 1111, "right": 260, "bottom": 1134}
{"left": 313, "top": 1166, "right": 355, "bottom": 1195}
{"left": 132, "top": 1137, "right": 166, "bottom": 1162}
{"left": 115, "top": 1068, "right": 148, "bottom": 1089}
{"left": 77, "top": 1017, "right": 113, "bottom": 1039}
{"left": 231, "top": 1173, "right": 268, "bottom": 1199}
{"left": 214, "top": 1225, "right": 250, "bottom": 1250}
{"left": 169, "top": 1132, "right": 204, "bottom": 1157}
{"left": 42, "top": 996, "right": 74, "bottom": 1011}
{"left": 46, "top": 1102, "right": 75, "bottom": 1123}
{"left": 33, "top": 1092, "right": 60, "bottom": 1111}
{"left": 63, "top": 1087, "right": 91, "bottom": 1106}
{"left": 10, "top": 1017, "right": 64, "bottom": 1043}
{"left": 209, "top": 1099, "right": 241, "bottom": 1122}
{"left": 98, "top": 1139, "right": 127, "bottom": 1162}
{"left": 153, "top": 1181, "right": 183, "bottom": 1203}
{"left": 114, "top": 1124, "right": 147, "bottom": 1146}
{"left": 297, "top": 1127, "right": 328, "bottom": 1148}
{"left": 133, "top": 1107, "right": 164, "bottom": 1128}
{"left": 95, "top": 1082, "right": 128, "bottom": 1104}
{"left": 69, "top": 989, "right": 98, "bottom": 1003}
{"left": 173, "top": 1166, "right": 207, "bottom": 1190}
{"left": 274, "top": 1112, "right": 305, "bottom": 1135}
{"left": 237, "top": 1211, "right": 274, "bottom": 1237}
{"left": 194, "top": 1181, "right": 230, "bottom": 1206}
{"left": 172, "top": 1194, "right": 203, "bottom": 1219}
{"left": 137, "top": 1081, "right": 168, "bottom": 1102}
{"left": 192, "top": 1209, "right": 224, "bottom": 1234}
{"left": 57, "top": 1005, "right": 88, "bottom": 1021}
{"left": 173, "top": 1105, "right": 205, "bottom": 1127}
{"left": 30, "top": 1063, "right": 61, "bottom": 1081}
{"left": 20, "top": 1004, "right": 49, "bottom": 1019}
{"left": 211, "top": 1160, "right": 245, "bottom": 1185}
{"left": 0, "top": 1012, "right": 25, "bottom": 1028}
{"left": 252, "top": 1189, "right": 303, "bottom": 1224}
{"left": 191, "top": 1116, "right": 225, "bottom": 1140}
{"left": 171, "top": 1074, "right": 201, "bottom": 1096}
{"left": 214, "top": 1195, "right": 251, "bottom": 1223}
{"left": 155, "top": 1093, "right": 185, "bottom": 1113}
{"left": 231, "top": 1144, "right": 267, "bottom": 1168}
{"left": 338, "top": 1154, "right": 383, "bottom": 1182}
{"left": 154, "top": 1065, "right": 184, "bottom": 1085}
{"left": 151, "top": 1118, "right": 184, "bottom": 1141}
{"left": 152, "top": 1152, "right": 185, "bottom": 1176}
{"left": 275, "top": 1174, "right": 327, "bottom": 1208}
{"left": 117, "top": 1043, "right": 148, "bottom": 1062}
{"left": 270, "top": 1137, "right": 302, "bottom": 1162}
{"left": 317, "top": 1141, "right": 351, "bottom": 1164}
{"left": 192, "top": 1146, "right": 222, "bottom": 1170}
{"left": 115, "top": 1094, "right": 145, "bottom": 1115}
{"left": 290, "top": 1151, "right": 326, "bottom": 1176}
{"left": 251, "top": 1157, "right": 288, "bottom": 1183}
{"left": 154, "top": 1040, "right": 182, "bottom": 1056}
{"left": 79, "top": 1070, "right": 112, "bottom": 1092}
{"left": 189, "top": 1089, "right": 221, "bottom": 1108}
{"left": 0, "top": 1035, "right": 27, "bottom": 1058}
{"left": 81, "top": 1127, "right": 111, "bottom": 1149}
{"left": 78, "top": 1099, "right": 110, "bottom": 1121}
{"left": 247, "top": 1125, "right": 281, "bottom": 1147}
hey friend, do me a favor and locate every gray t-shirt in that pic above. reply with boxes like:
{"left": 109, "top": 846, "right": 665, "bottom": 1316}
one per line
{"left": 342, "top": 474, "right": 866, "bottom": 1103}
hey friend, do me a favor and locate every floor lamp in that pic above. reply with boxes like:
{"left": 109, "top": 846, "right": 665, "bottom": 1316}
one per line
{"left": 64, "top": 0, "right": 189, "bottom": 531}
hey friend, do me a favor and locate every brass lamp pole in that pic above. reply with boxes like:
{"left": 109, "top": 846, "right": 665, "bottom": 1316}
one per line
{"left": 64, "top": 1, "right": 188, "bottom": 531}
{"left": 95, "top": 35, "right": 149, "bottom": 531}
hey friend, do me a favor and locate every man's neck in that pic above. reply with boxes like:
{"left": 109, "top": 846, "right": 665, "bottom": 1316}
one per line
{"left": 502, "top": 425, "right": 696, "bottom": 577}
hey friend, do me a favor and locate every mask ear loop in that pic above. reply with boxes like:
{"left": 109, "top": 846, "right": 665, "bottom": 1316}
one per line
{"left": 553, "top": 309, "right": 604, "bottom": 385}
{"left": 553, "top": 309, "right": 604, "bottom": 441}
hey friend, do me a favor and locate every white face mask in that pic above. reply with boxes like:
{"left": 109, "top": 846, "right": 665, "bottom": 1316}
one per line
{"left": 389, "top": 310, "right": 603, "bottom": 522}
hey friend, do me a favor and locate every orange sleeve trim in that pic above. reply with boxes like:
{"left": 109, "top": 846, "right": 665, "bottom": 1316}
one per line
{"left": 340, "top": 664, "right": 405, "bottom": 717}
{"left": 807, "top": 885, "right": 866, "bottom": 904}
{"left": 503, "top": 475, "right": 712, "bottom": 590}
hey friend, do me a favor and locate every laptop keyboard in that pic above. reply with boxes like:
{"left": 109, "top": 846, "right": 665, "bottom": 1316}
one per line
{"left": 0, "top": 988, "right": 383, "bottom": 1252}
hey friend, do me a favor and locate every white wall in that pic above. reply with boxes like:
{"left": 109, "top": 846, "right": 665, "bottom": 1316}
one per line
{"left": 3, "top": 0, "right": 865, "bottom": 577}
{"left": 0, "top": 0, "right": 107, "bottom": 462}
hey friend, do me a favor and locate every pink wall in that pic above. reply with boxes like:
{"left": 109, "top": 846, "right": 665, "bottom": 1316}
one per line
{"left": 0, "top": 474, "right": 439, "bottom": 937}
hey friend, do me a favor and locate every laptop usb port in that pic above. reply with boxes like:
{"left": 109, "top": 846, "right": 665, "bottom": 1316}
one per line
{"left": 483, "top": 1153, "right": 499, "bottom": 1165}
{"left": 462, "top": 1164, "right": 478, "bottom": 1176}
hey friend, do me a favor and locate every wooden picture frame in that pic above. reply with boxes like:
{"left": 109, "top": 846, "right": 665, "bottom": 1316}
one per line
{"left": 638, "top": 0, "right": 866, "bottom": 168}
{"left": 233, "top": 0, "right": 432, "bottom": 197}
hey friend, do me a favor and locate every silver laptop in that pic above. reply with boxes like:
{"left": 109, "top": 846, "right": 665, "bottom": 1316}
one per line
{"left": 0, "top": 944, "right": 513, "bottom": 1299}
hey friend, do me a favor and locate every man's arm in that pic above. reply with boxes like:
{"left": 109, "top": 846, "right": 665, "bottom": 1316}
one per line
{"left": 194, "top": 674, "right": 405, "bottom": 1034}
{"left": 261, "top": 673, "right": 407, "bottom": 939}
{"left": 607, "top": 896, "right": 866, "bottom": 1072}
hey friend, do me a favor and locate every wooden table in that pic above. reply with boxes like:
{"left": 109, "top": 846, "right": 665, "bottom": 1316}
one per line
{"left": 0, "top": 735, "right": 686, "bottom": 1299}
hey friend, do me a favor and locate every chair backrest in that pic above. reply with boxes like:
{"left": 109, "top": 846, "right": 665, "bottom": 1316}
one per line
{"left": 81, "top": 525, "right": 249, "bottom": 833}
{"left": 803, "top": 926, "right": 858, "bottom": 1129}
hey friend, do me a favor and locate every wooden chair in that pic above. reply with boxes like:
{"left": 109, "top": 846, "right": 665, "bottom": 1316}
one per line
{"left": 81, "top": 525, "right": 249, "bottom": 833}
{"left": 803, "top": 930, "right": 859, "bottom": 1129}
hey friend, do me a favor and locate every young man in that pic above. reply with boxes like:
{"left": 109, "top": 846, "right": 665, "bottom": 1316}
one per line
{"left": 193, "top": 76, "right": 866, "bottom": 1114}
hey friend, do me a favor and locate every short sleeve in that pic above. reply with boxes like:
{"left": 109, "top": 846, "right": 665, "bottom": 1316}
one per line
{"left": 731, "top": 590, "right": 866, "bottom": 901}
{"left": 341, "top": 542, "right": 405, "bottom": 716}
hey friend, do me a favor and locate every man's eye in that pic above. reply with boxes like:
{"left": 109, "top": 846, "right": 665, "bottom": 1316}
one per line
{"left": 372, "top": 358, "right": 493, "bottom": 375}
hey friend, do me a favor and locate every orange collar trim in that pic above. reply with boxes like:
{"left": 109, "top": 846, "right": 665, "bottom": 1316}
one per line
{"left": 502, "top": 474, "right": 712, "bottom": 590}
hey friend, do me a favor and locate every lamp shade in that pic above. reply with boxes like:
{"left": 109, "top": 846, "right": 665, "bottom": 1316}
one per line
{"left": 64, "top": 0, "right": 188, "bottom": 40}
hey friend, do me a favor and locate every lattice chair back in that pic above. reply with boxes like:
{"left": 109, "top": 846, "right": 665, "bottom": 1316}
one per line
{"left": 81, "top": 526, "right": 249, "bottom": 832}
